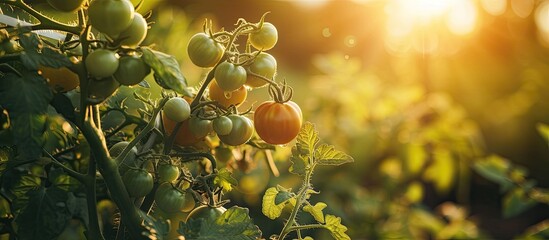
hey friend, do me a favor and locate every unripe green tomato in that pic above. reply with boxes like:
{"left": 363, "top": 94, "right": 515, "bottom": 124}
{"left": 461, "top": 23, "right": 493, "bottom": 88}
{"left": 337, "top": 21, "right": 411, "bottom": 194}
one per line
{"left": 116, "top": 12, "right": 148, "bottom": 47}
{"left": 113, "top": 55, "right": 151, "bottom": 86}
{"left": 88, "top": 77, "right": 121, "bottom": 104}
{"left": 46, "top": 0, "right": 86, "bottom": 12}
{"left": 187, "top": 32, "right": 224, "bottom": 68}
{"left": 249, "top": 22, "right": 278, "bottom": 50}
{"left": 213, "top": 116, "right": 233, "bottom": 136}
{"left": 85, "top": 49, "right": 120, "bottom": 79}
{"left": 157, "top": 164, "right": 180, "bottom": 183}
{"left": 155, "top": 182, "right": 192, "bottom": 213}
{"left": 88, "top": 0, "right": 135, "bottom": 37}
{"left": 185, "top": 205, "right": 226, "bottom": 222}
{"left": 214, "top": 61, "right": 247, "bottom": 92}
{"left": 109, "top": 141, "right": 138, "bottom": 174}
{"left": 217, "top": 115, "right": 254, "bottom": 146}
{"left": 245, "top": 52, "right": 277, "bottom": 88}
{"left": 123, "top": 168, "right": 154, "bottom": 198}
{"left": 163, "top": 97, "right": 191, "bottom": 123}
{"left": 189, "top": 117, "right": 213, "bottom": 139}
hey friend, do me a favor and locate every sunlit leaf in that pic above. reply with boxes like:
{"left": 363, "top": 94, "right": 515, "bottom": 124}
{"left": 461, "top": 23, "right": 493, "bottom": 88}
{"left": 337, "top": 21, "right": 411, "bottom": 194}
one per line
{"left": 314, "top": 144, "right": 354, "bottom": 166}
{"left": 325, "top": 215, "right": 351, "bottom": 240}
{"left": 473, "top": 155, "right": 513, "bottom": 191}
{"left": 262, "top": 187, "right": 285, "bottom": 220}
{"left": 503, "top": 188, "right": 537, "bottom": 218}
{"left": 303, "top": 202, "right": 327, "bottom": 223}
{"left": 214, "top": 168, "right": 237, "bottom": 192}
{"left": 423, "top": 147, "right": 455, "bottom": 193}
{"left": 406, "top": 143, "right": 427, "bottom": 174}
{"left": 141, "top": 47, "right": 190, "bottom": 96}
{"left": 180, "top": 206, "right": 261, "bottom": 239}
{"left": 537, "top": 123, "right": 549, "bottom": 146}
{"left": 295, "top": 122, "right": 319, "bottom": 158}
{"left": 405, "top": 181, "right": 424, "bottom": 203}
{"left": 18, "top": 32, "right": 72, "bottom": 70}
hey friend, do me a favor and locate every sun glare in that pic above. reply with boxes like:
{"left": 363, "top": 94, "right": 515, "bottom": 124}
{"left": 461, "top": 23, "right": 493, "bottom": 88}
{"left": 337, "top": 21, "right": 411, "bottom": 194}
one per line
{"left": 385, "top": 0, "right": 478, "bottom": 55}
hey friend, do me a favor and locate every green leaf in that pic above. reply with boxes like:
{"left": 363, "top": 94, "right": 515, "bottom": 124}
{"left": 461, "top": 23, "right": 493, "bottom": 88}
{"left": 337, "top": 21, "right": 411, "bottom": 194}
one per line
{"left": 303, "top": 202, "right": 327, "bottom": 223}
{"left": 214, "top": 168, "right": 238, "bottom": 192}
{"left": 19, "top": 32, "right": 72, "bottom": 70}
{"left": 180, "top": 206, "right": 262, "bottom": 240}
{"left": 314, "top": 144, "right": 354, "bottom": 166}
{"left": 140, "top": 210, "right": 170, "bottom": 240}
{"left": 473, "top": 155, "right": 512, "bottom": 191}
{"left": 15, "top": 186, "right": 72, "bottom": 240}
{"left": 0, "top": 71, "right": 52, "bottom": 161}
{"left": 141, "top": 47, "right": 190, "bottom": 96}
{"left": 274, "top": 190, "right": 292, "bottom": 205}
{"left": 325, "top": 215, "right": 351, "bottom": 240}
{"left": 289, "top": 149, "right": 308, "bottom": 176}
{"left": 262, "top": 187, "right": 283, "bottom": 219}
{"left": 295, "top": 122, "right": 319, "bottom": 158}
{"left": 503, "top": 188, "right": 537, "bottom": 218}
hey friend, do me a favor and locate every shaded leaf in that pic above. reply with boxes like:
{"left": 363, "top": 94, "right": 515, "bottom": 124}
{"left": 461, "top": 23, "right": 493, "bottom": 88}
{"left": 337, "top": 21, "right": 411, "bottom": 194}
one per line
{"left": 19, "top": 32, "right": 71, "bottom": 70}
{"left": 537, "top": 123, "right": 549, "bottom": 146}
{"left": 0, "top": 71, "right": 52, "bottom": 161}
{"left": 314, "top": 144, "right": 354, "bottom": 166}
{"left": 141, "top": 47, "right": 190, "bottom": 96}
{"left": 289, "top": 148, "right": 308, "bottom": 176}
{"left": 15, "top": 186, "right": 72, "bottom": 240}
{"left": 503, "top": 188, "right": 537, "bottom": 218}
{"left": 325, "top": 215, "right": 351, "bottom": 240}
{"left": 141, "top": 210, "right": 170, "bottom": 240}
{"left": 473, "top": 155, "right": 512, "bottom": 191}
{"left": 214, "top": 168, "right": 237, "bottom": 192}
{"left": 274, "top": 190, "right": 292, "bottom": 205}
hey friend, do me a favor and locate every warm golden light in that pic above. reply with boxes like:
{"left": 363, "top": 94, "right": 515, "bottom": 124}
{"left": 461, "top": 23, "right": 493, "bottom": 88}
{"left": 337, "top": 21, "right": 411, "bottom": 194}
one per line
{"left": 480, "top": 0, "right": 507, "bottom": 16}
{"left": 384, "top": 0, "right": 478, "bottom": 55}
{"left": 535, "top": 1, "right": 549, "bottom": 46}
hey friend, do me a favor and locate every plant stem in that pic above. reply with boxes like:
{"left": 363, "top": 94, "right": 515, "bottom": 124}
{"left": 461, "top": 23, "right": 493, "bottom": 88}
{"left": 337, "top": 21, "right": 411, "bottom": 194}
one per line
{"left": 287, "top": 224, "right": 327, "bottom": 232}
{"left": 85, "top": 155, "right": 105, "bottom": 240}
{"left": 278, "top": 163, "right": 316, "bottom": 239}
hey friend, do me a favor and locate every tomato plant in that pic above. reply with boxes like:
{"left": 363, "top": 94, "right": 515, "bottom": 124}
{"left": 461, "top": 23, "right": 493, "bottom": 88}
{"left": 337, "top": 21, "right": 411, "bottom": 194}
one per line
{"left": 213, "top": 115, "right": 233, "bottom": 136}
{"left": 113, "top": 54, "right": 151, "bottom": 86}
{"left": 249, "top": 22, "right": 278, "bottom": 51}
{"left": 157, "top": 163, "right": 180, "bottom": 183}
{"left": 189, "top": 117, "right": 213, "bottom": 139}
{"left": 163, "top": 97, "right": 191, "bottom": 123}
{"left": 208, "top": 80, "right": 247, "bottom": 108}
{"left": 187, "top": 32, "right": 224, "bottom": 68}
{"left": 254, "top": 100, "right": 302, "bottom": 145}
{"left": 85, "top": 49, "right": 120, "bottom": 79}
{"left": 163, "top": 113, "right": 203, "bottom": 146}
{"left": 123, "top": 168, "right": 154, "bottom": 197}
{"left": 186, "top": 205, "right": 227, "bottom": 222}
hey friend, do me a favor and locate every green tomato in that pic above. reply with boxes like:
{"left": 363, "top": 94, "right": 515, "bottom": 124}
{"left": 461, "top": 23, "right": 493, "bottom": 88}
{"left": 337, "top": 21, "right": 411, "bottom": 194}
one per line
{"left": 187, "top": 32, "right": 224, "bottom": 68}
{"left": 185, "top": 205, "right": 226, "bottom": 222}
{"left": 214, "top": 146, "right": 233, "bottom": 163}
{"left": 217, "top": 115, "right": 253, "bottom": 146}
{"left": 88, "top": 77, "right": 121, "bottom": 104}
{"left": 158, "top": 164, "right": 180, "bottom": 183}
{"left": 85, "top": 49, "right": 120, "bottom": 79}
{"left": 189, "top": 117, "right": 213, "bottom": 139}
{"left": 212, "top": 116, "right": 233, "bottom": 136}
{"left": 245, "top": 52, "right": 277, "bottom": 88}
{"left": 249, "top": 22, "right": 278, "bottom": 50}
{"left": 46, "top": 0, "right": 86, "bottom": 12}
{"left": 214, "top": 61, "right": 247, "bottom": 92}
{"left": 88, "top": 0, "right": 135, "bottom": 37}
{"left": 109, "top": 141, "right": 138, "bottom": 174}
{"left": 116, "top": 12, "right": 148, "bottom": 47}
{"left": 123, "top": 168, "right": 154, "bottom": 198}
{"left": 163, "top": 97, "right": 191, "bottom": 123}
{"left": 113, "top": 55, "right": 151, "bottom": 86}
{"left": 155, "top": 182, "right": 195, "bottom": 213}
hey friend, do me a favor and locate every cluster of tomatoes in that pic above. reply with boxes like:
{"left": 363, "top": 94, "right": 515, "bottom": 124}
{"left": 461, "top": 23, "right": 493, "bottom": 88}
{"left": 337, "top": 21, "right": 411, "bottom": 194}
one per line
{"left": 40, "top": 0, "right": 150, "bottom": 102}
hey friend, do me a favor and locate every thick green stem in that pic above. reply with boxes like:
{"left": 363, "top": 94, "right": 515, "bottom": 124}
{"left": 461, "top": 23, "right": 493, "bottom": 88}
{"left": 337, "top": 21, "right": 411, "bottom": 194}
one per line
{"left": 81, "top": 120, "right": 147, "bottom": 240}
{"left": 85, "top": 155, "right": 104, "bottom": 240}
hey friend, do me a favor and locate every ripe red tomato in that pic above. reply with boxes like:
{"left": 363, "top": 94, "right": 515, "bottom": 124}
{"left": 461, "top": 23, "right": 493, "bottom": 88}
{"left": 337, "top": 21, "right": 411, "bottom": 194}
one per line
{"left": 249, "top": 22, "right": 278, "bottom": 50}
{"left": 245, "top": 52, "right": 277, "bottom": 88}
{"left": 208, "top": 80, "right": 247, "bottom": 108}
{"left": 217, "top": 115, "right": 254, "bottom": 146}
{"left": 254, "top": 101, "right": 302, "bottom": 145}
{"left": 187, "top": 33, "right": 224, "bottom": 68}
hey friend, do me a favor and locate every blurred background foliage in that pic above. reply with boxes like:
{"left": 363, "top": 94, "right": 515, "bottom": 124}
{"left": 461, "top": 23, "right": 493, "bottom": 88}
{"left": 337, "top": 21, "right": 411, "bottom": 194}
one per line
{"left": 119, "top": 0, "right": 549, "bottom": 239}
